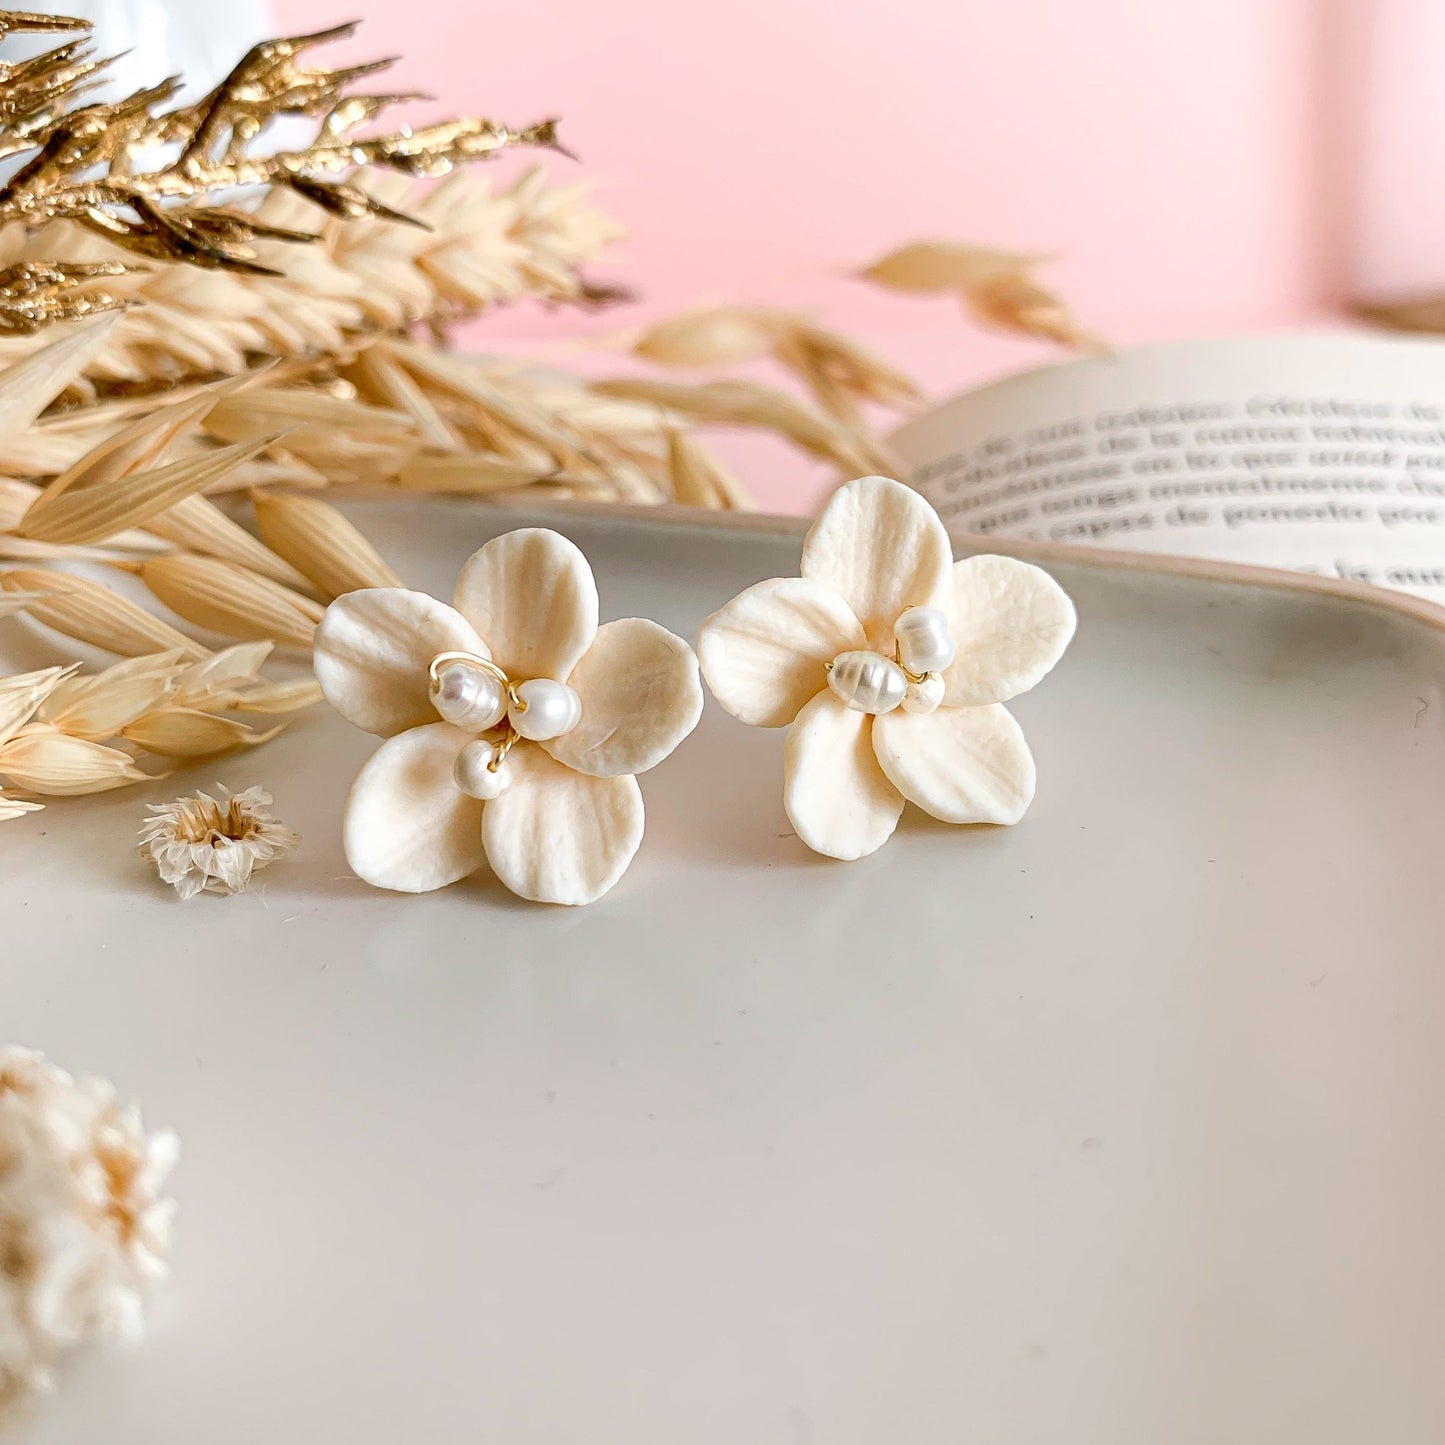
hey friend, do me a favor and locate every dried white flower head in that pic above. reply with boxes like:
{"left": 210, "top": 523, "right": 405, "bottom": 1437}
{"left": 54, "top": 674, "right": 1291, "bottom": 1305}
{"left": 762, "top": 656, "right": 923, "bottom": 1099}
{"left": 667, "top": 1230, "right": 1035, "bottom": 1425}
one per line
{"left": 0, "top": 1049, "right": 178, "bottom": 1414}
{"left": 313, "top": 528, "right": 704, "bottom": 905}
{"left": 697, "top": 475, "right": 1077, "bottom": 860}
{"left": 138, "top": 784, "right": 298, "bottom": 899}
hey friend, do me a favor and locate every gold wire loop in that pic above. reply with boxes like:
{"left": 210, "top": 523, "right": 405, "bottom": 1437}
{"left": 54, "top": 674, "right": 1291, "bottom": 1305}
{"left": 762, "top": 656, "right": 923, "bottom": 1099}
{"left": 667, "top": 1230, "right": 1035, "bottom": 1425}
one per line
{"left": 429, "top": 651, "right": 523, "bottom": 772}
{"left": 428, "top": 650, "right": 508, "bottom": 688}
{"left": 487, "top": 729, "right": 518, "bottom": 771}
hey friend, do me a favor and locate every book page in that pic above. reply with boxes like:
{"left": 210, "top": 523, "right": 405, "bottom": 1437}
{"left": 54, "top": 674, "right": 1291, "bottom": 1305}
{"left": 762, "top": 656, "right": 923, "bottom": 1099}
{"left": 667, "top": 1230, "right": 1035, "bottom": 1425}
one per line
{"left": 890, "top": 334, "right": 1445, "bottom": 598}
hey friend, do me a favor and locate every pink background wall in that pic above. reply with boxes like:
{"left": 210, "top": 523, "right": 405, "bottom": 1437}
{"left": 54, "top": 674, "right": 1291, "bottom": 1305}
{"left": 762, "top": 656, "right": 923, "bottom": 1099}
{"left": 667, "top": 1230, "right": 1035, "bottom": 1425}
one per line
{"left": 262, "top": 0, "right": 1416, "bottom": 506}
{"left": 272, "top": 0, "right": 1332, "bottom": 340}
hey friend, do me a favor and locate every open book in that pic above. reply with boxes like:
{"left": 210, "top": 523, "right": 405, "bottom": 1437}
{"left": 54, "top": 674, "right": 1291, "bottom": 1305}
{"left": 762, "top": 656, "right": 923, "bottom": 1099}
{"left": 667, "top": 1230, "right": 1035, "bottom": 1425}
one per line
{"left": 890, "top": 335, "right": 1445, "bottom": 599}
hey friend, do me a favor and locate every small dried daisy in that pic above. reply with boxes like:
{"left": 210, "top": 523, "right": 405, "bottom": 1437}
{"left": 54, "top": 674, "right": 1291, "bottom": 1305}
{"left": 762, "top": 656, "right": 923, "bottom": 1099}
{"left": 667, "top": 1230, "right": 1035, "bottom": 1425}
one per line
{"left": 0, "top": 1048, "right": 178, "bottom": 1414}
{"left": 138, "top": 784, "right": 298, "bottom": 899}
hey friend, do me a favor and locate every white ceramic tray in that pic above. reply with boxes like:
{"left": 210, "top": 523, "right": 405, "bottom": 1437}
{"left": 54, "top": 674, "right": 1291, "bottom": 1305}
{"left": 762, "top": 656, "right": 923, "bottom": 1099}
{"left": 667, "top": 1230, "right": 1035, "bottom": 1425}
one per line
{"left": 6, "top": 500, "right": 1445, "bottom": 1445}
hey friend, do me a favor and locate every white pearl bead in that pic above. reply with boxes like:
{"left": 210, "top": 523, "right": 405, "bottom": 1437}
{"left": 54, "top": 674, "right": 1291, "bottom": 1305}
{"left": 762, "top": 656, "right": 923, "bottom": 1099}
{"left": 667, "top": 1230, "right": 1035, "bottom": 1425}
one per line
{"left": 430, "top": 661, "right": 506, "bottom": 732}
{"left": 902, "top": 674, "right": 945, "bottom": 714}
{"left": 453, "top": 739, "right": 513, "bottom": 799}
{"left": 827, "top": 650, "right": 907, "bottom": 714}
{"left": 893, "top": 605, "right": 956, "bottom": 674}
{"left": 508, "top": 678, "right": 582, "bottom": 741}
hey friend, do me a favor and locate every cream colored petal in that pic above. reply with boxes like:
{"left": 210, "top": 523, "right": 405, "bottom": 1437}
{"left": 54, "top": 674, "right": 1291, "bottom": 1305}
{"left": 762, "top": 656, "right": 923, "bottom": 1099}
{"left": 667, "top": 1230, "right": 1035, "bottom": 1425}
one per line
{"left": 872, "top": 703, "right": 1036, "bottom": 825}
{"left": 313, "top": 588, "right": 488, "bottom": 739}
{"left": 482, "top": 746, "right": 643, "bottom": 905}
{"left": 800, "top": 475, "right": 952, "bottom": 648}
{"left": 343, "top": 722, "right": 483, "bottom": 893}
{"left": 453, "top": 528, "right": 598, "bottom": 681}
{"left": 697, "top": 576, "right": 864, "bottom": 728}
{"left": 543, "top": 618, "right": 702, "bottom": 778}
{"left": 783, "top": 690, "right": 903, "bottom": 860}
{"left": 941, "top": 555, "right": 1077, "bottom": 706}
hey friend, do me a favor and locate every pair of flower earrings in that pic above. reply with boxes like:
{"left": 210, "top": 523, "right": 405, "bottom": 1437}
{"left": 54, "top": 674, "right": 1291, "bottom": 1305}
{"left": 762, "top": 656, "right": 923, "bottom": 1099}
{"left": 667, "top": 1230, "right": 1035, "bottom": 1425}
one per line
{"left": 312, "top": 475, "right": 1077, "bottom": 906}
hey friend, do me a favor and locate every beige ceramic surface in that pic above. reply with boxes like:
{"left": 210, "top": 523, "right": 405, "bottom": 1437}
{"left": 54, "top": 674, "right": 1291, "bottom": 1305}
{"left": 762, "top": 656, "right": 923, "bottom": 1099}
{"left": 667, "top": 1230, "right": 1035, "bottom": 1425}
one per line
{"left": 5, "top": 500, "right": 1445, "bottom": 1444}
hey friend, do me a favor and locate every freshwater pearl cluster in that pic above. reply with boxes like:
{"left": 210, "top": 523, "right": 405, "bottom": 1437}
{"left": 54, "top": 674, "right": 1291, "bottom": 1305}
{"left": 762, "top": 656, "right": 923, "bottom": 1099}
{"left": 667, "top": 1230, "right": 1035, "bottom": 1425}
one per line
{"left": 827, "top": 605, "right": 955, "bottom": 717}
{"left": 508, "top": 677, "right": 583, "bottom": 741}
{"left": 453, "top": 738, "right": 513, "bottom": 799}
{"left": 429, "top": 654, "right": 582, "bottom": 798}
{"left": 430, "top": 658, "right": 508, "bottom": 733}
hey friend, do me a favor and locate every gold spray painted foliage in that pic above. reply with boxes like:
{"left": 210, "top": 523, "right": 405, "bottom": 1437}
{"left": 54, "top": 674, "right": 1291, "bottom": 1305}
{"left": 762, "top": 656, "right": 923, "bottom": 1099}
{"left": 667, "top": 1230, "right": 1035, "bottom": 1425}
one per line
{"left": 0, "top": 12, "right": 564, "bottom": 329}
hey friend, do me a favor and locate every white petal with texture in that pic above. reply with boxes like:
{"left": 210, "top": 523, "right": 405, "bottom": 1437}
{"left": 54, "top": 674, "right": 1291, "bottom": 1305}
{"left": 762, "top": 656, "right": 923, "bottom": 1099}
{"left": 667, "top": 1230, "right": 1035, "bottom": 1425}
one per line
{"left": 872, "top": 703, "right": 1036, "bottom": 825}
{"left": 941, "top": 555, "right": 1076, "bottom": 706}
{"left": 314, "top": 588, "right": 488, "bottom": 738}
{"left": 453, "top": 528, "right": 598, "bottom": 682}
{"left": 344, "top": 722, "right": 483, "bottom": 892}
{"left": 482, "top": 745, "right": 644, "bottom": 904}
{"left": 544, "top": 617, "right": 702, "bottom": 777}
{"left": 783, "top": 690, "right": 903, "bottom": 860}
{"left": 800, "top": 475, "right": 952, "bottom": 648}
{"left": 697, "top": 576, "right": 864, "bottom": 727}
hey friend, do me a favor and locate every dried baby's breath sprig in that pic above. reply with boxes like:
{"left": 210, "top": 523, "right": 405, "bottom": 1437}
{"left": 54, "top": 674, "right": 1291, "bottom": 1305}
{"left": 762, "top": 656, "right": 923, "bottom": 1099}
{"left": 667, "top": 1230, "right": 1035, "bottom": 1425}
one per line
{"left": 137, "top": 783, "right": 297, "bottom": 898}
{"left": 858, "top": 240, "right": 1102, "bottom": 351}
{"left": 0, "top": 1046, "right": 177, "bottom": 1412}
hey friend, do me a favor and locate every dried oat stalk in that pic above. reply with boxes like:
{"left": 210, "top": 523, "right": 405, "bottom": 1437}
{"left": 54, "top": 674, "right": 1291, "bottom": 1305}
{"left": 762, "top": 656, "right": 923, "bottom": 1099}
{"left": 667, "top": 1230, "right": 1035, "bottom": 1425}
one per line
{"left": 0, "top": 643, "right": 317, "bottom": 816}
{"left": 0, "top": 167, "right": 623, "bottom": 386}
{"left": 859, "top": 241, "right": 1101, "bottom": 351}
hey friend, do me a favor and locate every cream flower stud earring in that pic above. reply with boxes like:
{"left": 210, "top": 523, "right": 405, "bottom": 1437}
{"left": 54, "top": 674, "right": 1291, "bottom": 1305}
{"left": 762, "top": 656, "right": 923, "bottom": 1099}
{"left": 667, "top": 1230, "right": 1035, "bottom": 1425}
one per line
{"left": 697, "top": 475, "right": 1076, "bottom": 860}
{"left": 313, "top": 528, "right": 703, "bottom": 905}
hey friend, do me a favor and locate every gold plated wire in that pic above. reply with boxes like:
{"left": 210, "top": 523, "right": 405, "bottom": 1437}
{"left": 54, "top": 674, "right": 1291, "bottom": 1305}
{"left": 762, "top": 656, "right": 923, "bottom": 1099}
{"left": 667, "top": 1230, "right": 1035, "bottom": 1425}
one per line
{"left": 428, "top": 650, "right": 524, "bottom": 772}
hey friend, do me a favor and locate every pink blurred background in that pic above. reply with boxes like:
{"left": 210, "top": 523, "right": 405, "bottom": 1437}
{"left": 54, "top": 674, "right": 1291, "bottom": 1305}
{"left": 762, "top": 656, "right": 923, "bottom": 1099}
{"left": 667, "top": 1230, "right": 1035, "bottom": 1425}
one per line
{"left": 154, "top": 0, "right": 1445, "bottom": 506}
{"left": 267, "top": 0, "right": 1338, "bottom": 333}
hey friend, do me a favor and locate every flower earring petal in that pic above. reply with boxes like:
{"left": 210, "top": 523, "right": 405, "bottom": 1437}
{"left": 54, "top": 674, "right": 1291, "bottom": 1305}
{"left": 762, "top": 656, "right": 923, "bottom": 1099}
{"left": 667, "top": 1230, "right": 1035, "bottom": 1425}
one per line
{"left": 784, "top": 691, "right": 905, "bottom": 860}
{"left": 482, "top": 747, "right": 645, "bottom": 905}
{"left": 314, "top": 588, "right": 488, "bottom": 738}
{"left": 454, "top": 527, "right": 599, "bottom": 682}
{"left": 940, "top": 555, "right": 1077, "bottom": 707}
{"left": 799, "top": 473, "right": 953, "bottom": 650}
{"left": 697, "top": 474, "right": 1075, "bottom": 862}
{"left": 873, "top": 703, "right": 1036, "bottom": 826}
{"left": 344, "top": 722, "right": 484, "bottom": 892}
{"left": 697, "top": 577, "right": 865, "bottom": 728}
{"left": 543, "top": 617, "right": 703, "bottom": 778}
{"left": 316, "top": 525, "right": 702, "bottom": 906}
